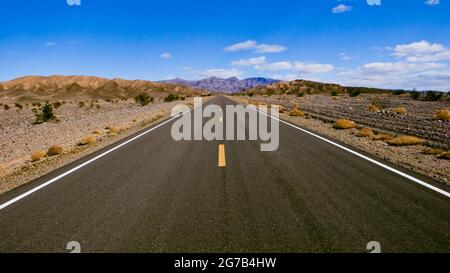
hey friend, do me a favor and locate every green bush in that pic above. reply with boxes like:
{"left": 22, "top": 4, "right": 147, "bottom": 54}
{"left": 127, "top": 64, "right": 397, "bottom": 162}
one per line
{"left": 410, "top": 90, "right": 420, "bottom": 100}
{"left": 425, "top": 91, "right": 444, "bottom": 101}
{"left": 164, "top": 94, "right": 180, "bottom": 102}
{"left": 349, "top": 89, "right": 361, "bottom": 97}
{"left": 34, "top": 103, "right": 58, "bottom": 124}
{"left": 135, "top": 93, "right": 154, "bottom": 106}
{"left": 331, "top": 91, "right": 338, "bottom": 96}
{"left": 297, "top": 92, "right": 305, "bottom": 97}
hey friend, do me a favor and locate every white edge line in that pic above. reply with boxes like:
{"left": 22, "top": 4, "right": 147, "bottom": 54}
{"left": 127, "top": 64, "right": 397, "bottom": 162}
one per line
{"left": 0, "top": 105, "right": 198, "bottom": 211}
{"left": 239, "top": 100, "right": 450, "bottom": 199}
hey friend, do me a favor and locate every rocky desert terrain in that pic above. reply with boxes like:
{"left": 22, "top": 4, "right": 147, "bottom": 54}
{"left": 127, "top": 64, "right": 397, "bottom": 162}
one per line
{"left": 0, "top": 75, "right": 209, "bottom": 194}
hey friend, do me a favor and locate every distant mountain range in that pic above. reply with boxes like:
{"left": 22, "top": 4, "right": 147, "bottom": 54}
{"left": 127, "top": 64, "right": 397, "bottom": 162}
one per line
{"left": 161, "top": 77, "right": 281, "bottom": 93}
{"left": 0, "top": 75, "right": 206, "bottom": 102}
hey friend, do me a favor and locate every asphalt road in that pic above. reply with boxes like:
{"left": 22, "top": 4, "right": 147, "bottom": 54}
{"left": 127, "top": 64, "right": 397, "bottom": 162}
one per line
{"left": 0, "top": 96, "right": 449, "bottom": 253}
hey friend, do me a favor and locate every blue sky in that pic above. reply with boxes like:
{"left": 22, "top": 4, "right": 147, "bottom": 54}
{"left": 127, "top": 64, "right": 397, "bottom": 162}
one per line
{"left": 1, "top": 0, "right": 449, "bottom": 90}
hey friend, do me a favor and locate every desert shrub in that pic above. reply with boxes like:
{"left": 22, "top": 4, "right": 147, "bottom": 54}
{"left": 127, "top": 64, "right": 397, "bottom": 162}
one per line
{"left": 392, "top": 90, "right": 405, "bottom": 96}
{"left": 52, "top": 101, "right": 62, "bottom": 109}
{"left": 47, "top": 145, "right": 64, "bottom": 156}
{"left": 3, "top": 104, "right": 10, "bottom": 110}
{"left": 289, "top": 108, "right": 305, "bottom": 117}
{"left": 31, "top": 150, "right": 47, "bottom": 162}
{"left": 410, "top": 90, "right": 420, "bottom": 100}
{"left": 421, "top": 147, "right": 445, "bottom": 155}
{"left": 34, "top": 103, "right": 58, "bottom": 124}
{"left": 32, "top": 102, "right": 41, "bottom": 107}
{"left": 425, "top": 91, "right": 444, "bottom": 101}
{"left": 15, "top": 103, "right": 23, "bottom": 110}
{"left": 331, "top": 91, "right": 338, "bottom": 96}
{"left": 371, "top": 97, "right": 390, "bottom": 109}
{"left": 367, "top": 104, "right": 379, "bottom": 112}
{"left": 297, "top": 92, "right": 305, "bottom": 97}
{"left": 164, "top": 94, "right": 180, "bottom": 102}
{"left": 93, "top": 128, "right": 104, "bottom": 135}
{"left": 386, "top": 136, "right": 423, "bottom": 146}
{"left": 78, "top": 101, "right": 85, "bottom": 108}
{"left": 78, "top": 135, "right": 96, "bottom": 146}
{"left": 134, "top": 93, "right": 154, "bottom": 106}
{"left": 349, "top": 89, "right": 360, "bottom": 97}
{"left": 333, "top": 119, "right": 357, "bottom": 129}
{"left": 247, "top": 92, "right": 254, "bottom": 97}
{"left": 437, "top": 151, "right": 450, "bottom": 160}
{"left": 434, "top": 109, "right": 450, "bottom": 121}
{"left": 106, "top": 125, "right": 123, "bottom": 133}
{"left": 356, "top": 128, "right": 373, "bottom": 138}
{"left": 392, "top": 107, "right": 407, "bottom": 114}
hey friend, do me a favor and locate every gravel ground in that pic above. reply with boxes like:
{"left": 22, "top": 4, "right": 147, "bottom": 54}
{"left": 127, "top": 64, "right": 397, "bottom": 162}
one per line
{"left": 0, "top": 98, "right": 202, "bottom": 194}
{"left": 232, "top": 95, "right": 450, "bottom": 185}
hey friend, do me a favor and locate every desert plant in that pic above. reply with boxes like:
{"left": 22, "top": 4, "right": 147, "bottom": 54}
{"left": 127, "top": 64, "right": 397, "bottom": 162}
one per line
{"left": 392, "top": 90, "right": 405, "bottom": 96}
{"left": 78, "top": 135, "right": 96, "bottom": 145}
{"left": 47, "top": 145, "right": 64, "bottom": 156}
{"left": 31, "top": 150, "right": 47, "bottom": 162}
{"left": 78, "top": 101, "right": 85, "bottom": 108}
{"left": 386, "top": 136, "right": 423, "bottom": 146}
{"left": 331, "top": 91, "right": 338, "bottom": 96}
{"left": 297, "top": 92, "right": 305, "bottom": 97}
{"left": 34, "top": 103, "right": 58, "bottom": 124}
{"left": 410, "top": 90, "right": 420, "bottom": 100}
{"left": 425, "top": 91, "right": 444, "bottom": 101}
{"left": 15, "top": 102, "right": 23, "bottom": 110}
{"left": 349, "top": 89, "right": 360, "bottom": 97}
{"left": 333, "top": 119, "right": 357, "bottom": 129}
{"left": 164, "top": 94, "right": 180, "bottom": 102}
{"left": 421, "top": 147, "right": 445, "bottom": 155}
{"left": 106, "top": 125, "right": 123, "bottom": 133}
{"left": 134, "top": 93, "right": 154, "bottom": 106}
{"left": 289, "top": 108, "right": 305, "bottom": 117}
{"left": 3, "top": 104, "right": 10, "bottom": 110}
{"left": 367, "top": 104, "right": 379, "bottom": 112}
{"left": 437, "top": 151, "right": 450, "bottom": 160}
{"left": 392, "top": 107, "right": 407, "bottom": 114}
{"left": 356, "top": 128, "right": 373, "bottom": 138}
{"left": 434, "top": 109, "right": 450, "bottom": 121}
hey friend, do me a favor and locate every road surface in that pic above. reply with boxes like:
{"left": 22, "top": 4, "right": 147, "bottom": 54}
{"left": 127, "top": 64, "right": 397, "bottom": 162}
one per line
{"left": 0, "top": 96, "right": 449, "bottom": 252}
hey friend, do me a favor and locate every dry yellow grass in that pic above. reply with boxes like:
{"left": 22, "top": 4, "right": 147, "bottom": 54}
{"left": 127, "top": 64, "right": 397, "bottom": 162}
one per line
{"left": 392, "top": 107, "right": 407, "bottom": 114}
{"left": 79, "top": 135, "right": 96, "bottom": 145}
{"left": 356, "top": 128, "right": 373, "bottom": 138}
{"left": 31, "top": 150, "right": 47, "bottom": 162}
{"left": 106, "top": 125, "right": 123, "bottom": 133}
{"left": 386, "top": 135, "right": 423, "bottom": 146}
{"left": 47, "top": 145, "right": 64, "bottom": 156}
{"left": 279, "top": 106, "right": 285, "bottom": 114}
{"left": 333, "top": 119, "right": 357, "bottom": 129}
{"left": 434, "top": 109, "right": 450, "bottom": 121}
{"left": 437, "top": 151, "right": 450, "bottom": 160}
{"left": 289, "top": 108, "right": 305, "bottom": 117}
{"left": 372, "top": 133, "right": 394, "bottom": 141}
{"left": 367, "top": 104, "right": 379, "bottom": 112}
{"left": 421, "top": 147, "right": 445, "bottom": 155}
{"left": 93, "top": 128, "right": 104, "bottom": 135}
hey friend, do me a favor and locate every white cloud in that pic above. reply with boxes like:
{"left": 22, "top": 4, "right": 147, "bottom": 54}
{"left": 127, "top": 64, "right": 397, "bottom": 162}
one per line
{"left": 339, "top": 52, "right": 356, "bottom": 61}
{"left": 391, "top": 40, "right": 450, "bottom": 62}
{"left": 160, "top": 53, "right": 172, "bottom": 59}
{"left": 331, "top": 4, "right": 353, "bottom": 14}
{"left": 199, "top": 68, "right": 244, "bottom": 78}
{"left": 255, "top": 44, "right": 287, "bottom": 53}
{"left": 425, "top": 0, "right": 440, "bottom": 6}
{"left": 224, "top": 40, "right": 287, "bottom": 53}
{"left": 231, "top": 56, "right": 266, "bottom": 66}
{"left": 255, "top": 61, "right": 334, "bottom": 74}
{"left": 45, "top": 42, "right": 56, "bottom": 46}
{"left": 66, "top": 0, "right": 81, "bottom": 6}
{"left": 224, "top": 40, "right": 258, "bottom": 52}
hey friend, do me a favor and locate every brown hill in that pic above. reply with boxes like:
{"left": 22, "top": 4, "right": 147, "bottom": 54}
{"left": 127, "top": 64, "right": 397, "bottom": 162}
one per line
{"left": 243, "top": 79, "right": 397, "bottom": 96}
{"left": 0, "top": 75, "right": 208, "bottom": 102}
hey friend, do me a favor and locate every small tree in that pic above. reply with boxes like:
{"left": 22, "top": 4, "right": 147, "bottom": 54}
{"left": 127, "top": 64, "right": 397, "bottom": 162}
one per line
{"left": 34, "top": 103, "right": 58, "bottom": 124}
{"left": 164, "top": 94, "right": 180, "bottom": 102}
{"left": 134, "top": 93, "right": 154, "bottom": 106}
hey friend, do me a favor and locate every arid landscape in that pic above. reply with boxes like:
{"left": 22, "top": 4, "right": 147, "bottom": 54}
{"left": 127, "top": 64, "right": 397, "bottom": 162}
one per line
{"left": 232, "top": 79, "right": 450, "bottom": 185}
{"left": 0, "top": 75, "right": 209, "bottom": 193}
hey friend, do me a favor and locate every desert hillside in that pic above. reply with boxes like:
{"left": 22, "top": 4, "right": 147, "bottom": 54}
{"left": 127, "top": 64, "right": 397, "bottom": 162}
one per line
{"left": 0, "top": 75, "right": 207, "bottom": 103}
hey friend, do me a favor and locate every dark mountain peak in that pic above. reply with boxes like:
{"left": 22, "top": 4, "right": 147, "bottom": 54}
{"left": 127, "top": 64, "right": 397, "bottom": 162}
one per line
{"left": 161, "top": 77, "right": 280, "bottom": 93}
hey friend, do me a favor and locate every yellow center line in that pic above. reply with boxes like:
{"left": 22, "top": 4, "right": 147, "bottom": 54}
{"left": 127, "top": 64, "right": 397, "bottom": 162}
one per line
{"left": 218, "top": 144, "right": 226, "bottom": 167}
